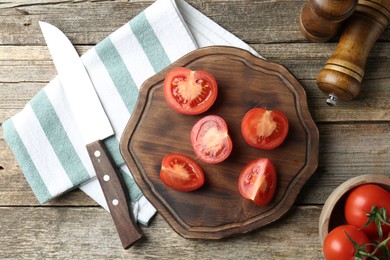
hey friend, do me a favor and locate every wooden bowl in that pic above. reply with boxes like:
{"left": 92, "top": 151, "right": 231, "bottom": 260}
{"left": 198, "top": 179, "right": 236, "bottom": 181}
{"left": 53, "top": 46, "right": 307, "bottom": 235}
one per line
{"left": 319, "top": 174, "right": 390, "bottom": 245}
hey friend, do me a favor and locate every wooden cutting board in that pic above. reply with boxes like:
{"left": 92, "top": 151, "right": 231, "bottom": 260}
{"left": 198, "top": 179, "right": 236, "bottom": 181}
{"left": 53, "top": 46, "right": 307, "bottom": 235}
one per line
{"left": 120, "top": 46, "right": 319, "bottom": 239}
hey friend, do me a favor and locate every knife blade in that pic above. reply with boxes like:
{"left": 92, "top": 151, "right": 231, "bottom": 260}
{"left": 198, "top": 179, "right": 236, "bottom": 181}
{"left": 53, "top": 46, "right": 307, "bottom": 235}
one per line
{"left": 39, "top": 21, "right": 143, "bottom": 249}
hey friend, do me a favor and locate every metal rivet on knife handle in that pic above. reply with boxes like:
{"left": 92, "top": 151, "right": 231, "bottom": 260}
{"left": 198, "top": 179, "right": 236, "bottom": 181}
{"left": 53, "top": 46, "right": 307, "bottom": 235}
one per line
{"left": 94, "top": 150, "right": 101, "bottom": 157}
{"left": 86, "top": 140, "right": 144, "bottom": 249}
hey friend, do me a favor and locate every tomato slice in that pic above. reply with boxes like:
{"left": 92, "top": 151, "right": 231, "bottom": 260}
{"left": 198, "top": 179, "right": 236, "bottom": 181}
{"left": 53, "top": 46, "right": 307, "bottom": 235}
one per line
{"left": 191, "top": 115, "right": 233, "bottom": 164}
{"left": 241, "top": 108, "right": 289, "bottom": 150}
{"left": 238, "top": 158, "right": 277, "bottom": 206}
{"left": 160, "top": 154, "right": 205, "bottom": 192}
{"left": 163, "top": 67, "right": 218, "bottom": 115}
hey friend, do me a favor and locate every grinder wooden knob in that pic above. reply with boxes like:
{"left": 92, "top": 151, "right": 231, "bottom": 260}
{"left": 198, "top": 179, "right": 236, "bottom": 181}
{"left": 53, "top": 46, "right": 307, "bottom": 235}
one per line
{"left": 317, "top": 0, "right": 390, "bottom": 106}
{"left": 300, "top": 0, "right": 358, "bottom": 42}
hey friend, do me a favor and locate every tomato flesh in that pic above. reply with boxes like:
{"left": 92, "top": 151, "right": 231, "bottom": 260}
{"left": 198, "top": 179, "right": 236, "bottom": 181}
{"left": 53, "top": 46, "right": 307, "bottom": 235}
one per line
{"left": 238, "top": 158, "right": 277, "bottom": 206}
{"left": 163, "top": 67, "right": 218, "bottom": 115}
{"left": 344, "top": 184, "right": 390, "bottom": 237}
{"left": 160, "top": 154, "right": 205, "bottom": 192}
{"left": 191, "top": 115, "right": 233, "bottom": 164}
{"left": 241, "top": 108, "right": 288, "bottom": 150}
{"left": 323, "top": 225, "right": 371, "bottom": 260}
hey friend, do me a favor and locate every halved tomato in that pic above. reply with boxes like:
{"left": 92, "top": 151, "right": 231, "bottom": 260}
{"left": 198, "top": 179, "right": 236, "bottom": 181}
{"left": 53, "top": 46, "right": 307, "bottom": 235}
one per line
{"left": 241, "top": 108, "right": 289, "bottom": 150}
{"left": 238, "top": 158, "right": 277, "bottom": 206}
{"left": 163, "top": 67, "right": 218, "bottom": 115}
{"left": 160, "top": 154, "right": 205, "bottom": 192}
{"left": 190, "top": 115, "right": 233, "bottom": 164}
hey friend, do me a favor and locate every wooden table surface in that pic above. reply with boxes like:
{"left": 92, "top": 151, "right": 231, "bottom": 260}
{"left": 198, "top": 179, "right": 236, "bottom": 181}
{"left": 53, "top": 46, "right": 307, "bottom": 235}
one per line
{"left": 0, "top": 0, "right": 389, "bottom": 259}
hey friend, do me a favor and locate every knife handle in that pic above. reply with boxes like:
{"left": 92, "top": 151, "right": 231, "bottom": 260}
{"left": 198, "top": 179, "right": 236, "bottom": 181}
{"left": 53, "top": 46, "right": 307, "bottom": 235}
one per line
{"left": 86, "top": 140, "right": 144, "bottom": 249}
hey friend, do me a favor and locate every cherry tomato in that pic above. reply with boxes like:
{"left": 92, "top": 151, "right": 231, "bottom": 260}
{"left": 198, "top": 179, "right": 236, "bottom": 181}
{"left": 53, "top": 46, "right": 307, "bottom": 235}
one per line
{"left": 190, "top": 115, "right": 233, "bottom": 164}
{"left": 241, "top": 108, "right": 289, "bottom": 150}
{"left": 323, "top": 225, "right": 372, "bottom": 260}
{"left": 238, "top": 158, "right": 277, "bottom": 206}
{"left": 344, "top": 184, "right": 390, "bottom": 237}
{"left": 160, "top": 154, "right": 205, "bottom": 192}
{"left": 163, "top": 67, "right": 218, "bottom": 115}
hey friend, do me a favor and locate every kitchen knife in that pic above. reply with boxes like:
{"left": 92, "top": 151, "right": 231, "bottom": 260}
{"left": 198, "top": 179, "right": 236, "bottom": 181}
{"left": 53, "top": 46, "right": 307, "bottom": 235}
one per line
{"left": 39, "top": 21, "right": 143, "bottom": 249}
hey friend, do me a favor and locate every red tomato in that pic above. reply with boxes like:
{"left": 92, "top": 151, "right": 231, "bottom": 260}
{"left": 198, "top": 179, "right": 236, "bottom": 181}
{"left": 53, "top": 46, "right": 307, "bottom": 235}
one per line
{"left": 160, "top": 154, "right": 205, "bottom": 192}
{"left": 388, "top": 231, "right": 390, "bottom": 247}
{"left": 385, "top": 232, "right": 390, "bottom": 255}
{"left": 344, "top": 184, "right": 390, "bottom": 237}
{"left": 323, "top": 225, "right": 371, "bottom": 260}
{"left": 238, "top": 158, "right": 277, "bottom": 206}
{"left": 190, "top": 115, "right": 233, "bottom": 164}
{"left": 373, "top": 231, "right": 390, "bottom": 259}
{"left": 241, "top": 108, "right": 289, "bottom": 150}
{"left": 163, "top": 67, "right": 218, "bottom": 115}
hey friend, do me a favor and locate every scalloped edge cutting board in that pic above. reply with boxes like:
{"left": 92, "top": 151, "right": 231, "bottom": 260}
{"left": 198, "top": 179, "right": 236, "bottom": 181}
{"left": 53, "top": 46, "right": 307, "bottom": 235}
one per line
{"left": 120, "top": 46, "right": 319, "bottom": 239}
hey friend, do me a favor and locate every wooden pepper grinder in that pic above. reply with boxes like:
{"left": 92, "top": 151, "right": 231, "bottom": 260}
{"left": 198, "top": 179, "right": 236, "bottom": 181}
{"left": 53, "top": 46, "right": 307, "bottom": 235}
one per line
{"left": 317, "top": 0, "right": 390, "bottom": 106}
{"left": 300, "top": 0, "right": 358, "bottom": 42}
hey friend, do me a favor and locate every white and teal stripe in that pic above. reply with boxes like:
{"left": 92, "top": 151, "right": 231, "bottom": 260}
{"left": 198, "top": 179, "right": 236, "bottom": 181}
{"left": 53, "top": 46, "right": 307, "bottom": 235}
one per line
{"left": 2, "top": 0, "right": 259, "bottom": 224}
{"left": 3, "top": 119, "right": 52, "bottom": 203}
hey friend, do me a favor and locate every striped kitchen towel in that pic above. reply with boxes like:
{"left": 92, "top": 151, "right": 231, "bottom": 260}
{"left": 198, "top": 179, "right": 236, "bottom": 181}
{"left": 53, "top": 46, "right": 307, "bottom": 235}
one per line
{"left": 2, "top": 0, "right": 260, "bottom": 225}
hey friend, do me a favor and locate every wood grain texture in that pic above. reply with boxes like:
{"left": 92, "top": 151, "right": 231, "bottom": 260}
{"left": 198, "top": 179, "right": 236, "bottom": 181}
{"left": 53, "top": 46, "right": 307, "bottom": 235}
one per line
{"left": 0, "top": 206, "right": 323, "bottom": 259}
{"left": 0, "top": 0, "right": 389, "bottom": 258}
{"left": 1, "top": 43, "right": 389, "bottom": 122}
{"left": 2, "top": 123, "right": 389, "bottom": 206}
{"left": 0, "top": 0, "right": 388, "bottom": 45}
{"left": 121, "top": 46, "right": 319, "bottom": 239}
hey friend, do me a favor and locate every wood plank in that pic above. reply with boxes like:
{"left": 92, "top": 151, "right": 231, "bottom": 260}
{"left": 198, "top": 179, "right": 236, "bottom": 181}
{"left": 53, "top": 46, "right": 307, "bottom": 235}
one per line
{"left": 0, "top": 1, "right": 152, "bottom": 45}
{"left": 0, "top": 206, "right": 324, "bottom": 259}
{"left": 1, "top": 44, "right": 389, "bottom": 123}
{"left": 302, "top": 78, "right": 390, "bottom": 122}
{"left": 2, "top": 43, "right": 390, "bottom": 80}
{"left": 0, "top": 1, "right": 388, "bottom": 45}
{"left": 0, "top": 82, "right": 43, "bottom": 122}
{"left": 1, "top": 123, "right": 389, "bottom": 207}
{"left": 0, "top": 0, "right": 388, "bottom": 258}
{"left": 300, "top": 123, "right": 390, "bottom": 204}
